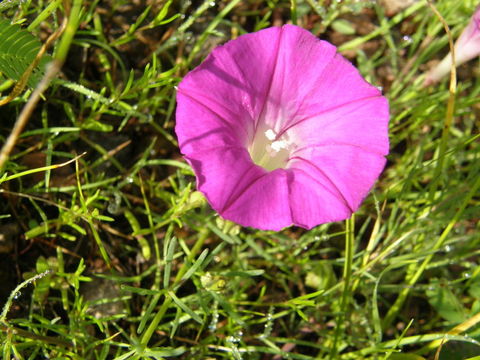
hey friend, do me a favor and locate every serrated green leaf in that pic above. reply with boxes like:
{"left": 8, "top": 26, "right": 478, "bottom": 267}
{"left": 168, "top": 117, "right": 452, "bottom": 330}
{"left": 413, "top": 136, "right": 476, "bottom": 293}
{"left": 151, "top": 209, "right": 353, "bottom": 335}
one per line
{"left": 0, "top": 17, "right": 51, "bottom": 87}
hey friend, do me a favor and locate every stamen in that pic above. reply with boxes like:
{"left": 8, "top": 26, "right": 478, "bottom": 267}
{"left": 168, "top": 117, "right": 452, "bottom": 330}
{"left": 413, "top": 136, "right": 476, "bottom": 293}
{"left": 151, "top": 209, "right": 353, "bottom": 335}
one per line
{"left": 265, "top": 129, "right": 276, "bottom": 141}
{"left": 270, "top": 140, "right": 288, "bottom": 152}
{"left": 249, "top": 127, "right": 294, "bottom": 171}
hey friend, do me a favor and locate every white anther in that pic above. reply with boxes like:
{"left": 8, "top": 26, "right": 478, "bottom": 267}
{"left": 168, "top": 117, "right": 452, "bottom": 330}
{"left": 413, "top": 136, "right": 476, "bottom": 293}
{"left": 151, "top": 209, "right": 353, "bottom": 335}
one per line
{"left": 265, "top": 129, "right": 276, "bottom": 141}
{"left": 270, "top": 140, "right": 288, "bottom": 152}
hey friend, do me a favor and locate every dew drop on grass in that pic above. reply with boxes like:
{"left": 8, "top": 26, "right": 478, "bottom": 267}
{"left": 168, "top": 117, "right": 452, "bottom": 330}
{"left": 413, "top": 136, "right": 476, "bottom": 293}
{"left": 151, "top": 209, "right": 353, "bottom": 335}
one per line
{"left": 13, "top": 291, "right": 21, "bottom": 299}
{"left": 227, "top": 335, "right": 237, "bottom": 343}
{"left": 107, "top": 192, "right": 122, "bottom": 214}
{"left": 259, "top": 307, "right": 274, "bottom": 339}
{"left": 208, "top": 301, "right": 219, "bottom": 332}
{"left": 226, "top": 332, "right": 243, "bottom": 360}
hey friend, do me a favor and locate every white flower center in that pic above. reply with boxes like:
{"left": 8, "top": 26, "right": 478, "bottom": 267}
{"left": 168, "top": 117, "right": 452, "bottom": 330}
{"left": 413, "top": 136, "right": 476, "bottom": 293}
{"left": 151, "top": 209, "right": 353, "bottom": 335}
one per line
{"left": 248, "top": 127, "right": 294, "bottom": 171}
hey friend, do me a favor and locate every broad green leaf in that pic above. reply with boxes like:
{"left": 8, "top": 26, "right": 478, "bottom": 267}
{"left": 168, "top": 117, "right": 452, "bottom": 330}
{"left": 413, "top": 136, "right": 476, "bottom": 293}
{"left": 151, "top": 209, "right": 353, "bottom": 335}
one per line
{"left": 426, "top": 282, "right": 467, "bottom": 324}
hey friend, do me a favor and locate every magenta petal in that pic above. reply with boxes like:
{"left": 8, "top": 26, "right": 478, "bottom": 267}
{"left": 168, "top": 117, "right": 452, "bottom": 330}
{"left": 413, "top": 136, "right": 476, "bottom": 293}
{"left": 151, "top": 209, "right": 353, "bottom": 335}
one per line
{"left": 177, "top": 26, "right": 286, "bottom": 151}
{"left": 175, "top": 92, "right": 242, "bottom": 155}
{"left": 186, "top": 147, "right": 262, "bottom": 213}
{"left": 287, "top": 95, "right": 389, "bottom": 156}
{"left": 290, "top": 144, "right": 387, "bottom": 215}
{"left": 222, "top": 170, "right": 292, "bottom": 231}
{"left": 259, "top": 25, "right": 337, "bottom": 130}
{"left": 187, "top": 147, "right": 291, "bottom": 231}
{"left": 279, "top": 53, "right": 386, "bottom": 135}
{"left": 287, "top": 167, "right": 352, "bottom": 229}
{"left": 301, "top": 53, "right": 382, "bottom": 113}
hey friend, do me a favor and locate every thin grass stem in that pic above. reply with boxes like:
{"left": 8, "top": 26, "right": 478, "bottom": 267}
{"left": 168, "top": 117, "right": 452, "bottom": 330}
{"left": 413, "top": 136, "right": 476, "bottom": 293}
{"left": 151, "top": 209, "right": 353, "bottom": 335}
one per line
{"left": 328, "top": 215, "right": 355, "bottom": 359}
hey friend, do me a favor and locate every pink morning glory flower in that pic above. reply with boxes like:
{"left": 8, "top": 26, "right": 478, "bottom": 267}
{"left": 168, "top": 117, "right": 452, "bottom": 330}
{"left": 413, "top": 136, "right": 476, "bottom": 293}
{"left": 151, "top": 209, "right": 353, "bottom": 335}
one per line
{"left": 425, "top": 6, "right": 480, "bottom": 86}
{"left": 175, "top": 25, "right": 389, "bottom": 231}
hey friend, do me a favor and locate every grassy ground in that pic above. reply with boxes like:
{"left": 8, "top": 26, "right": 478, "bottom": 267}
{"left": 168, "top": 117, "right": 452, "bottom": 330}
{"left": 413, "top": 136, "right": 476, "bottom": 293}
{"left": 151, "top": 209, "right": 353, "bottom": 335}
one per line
{"left": 1, "top": 0, "right": 479, "bottom": 359}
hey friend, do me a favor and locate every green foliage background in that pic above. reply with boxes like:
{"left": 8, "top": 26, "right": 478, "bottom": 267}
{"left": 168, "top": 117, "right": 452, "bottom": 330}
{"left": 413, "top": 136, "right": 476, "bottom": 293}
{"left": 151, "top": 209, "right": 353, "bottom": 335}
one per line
{"left": 0, "top": 0, "right": 479, "bottom": 359}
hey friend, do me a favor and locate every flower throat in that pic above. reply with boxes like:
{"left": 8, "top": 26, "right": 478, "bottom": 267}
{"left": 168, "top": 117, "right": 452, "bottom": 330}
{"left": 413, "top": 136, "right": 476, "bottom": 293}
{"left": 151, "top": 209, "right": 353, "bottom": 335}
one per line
{"left": 248, "top": 128, "right": 293, "bottom": 171}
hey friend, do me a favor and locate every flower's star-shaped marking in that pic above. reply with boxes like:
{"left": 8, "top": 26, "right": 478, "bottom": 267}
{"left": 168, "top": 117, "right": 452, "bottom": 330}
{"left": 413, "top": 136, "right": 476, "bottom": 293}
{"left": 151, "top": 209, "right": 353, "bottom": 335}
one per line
{"left": 176, "top": 25, "right": 389, "bottom": 231}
